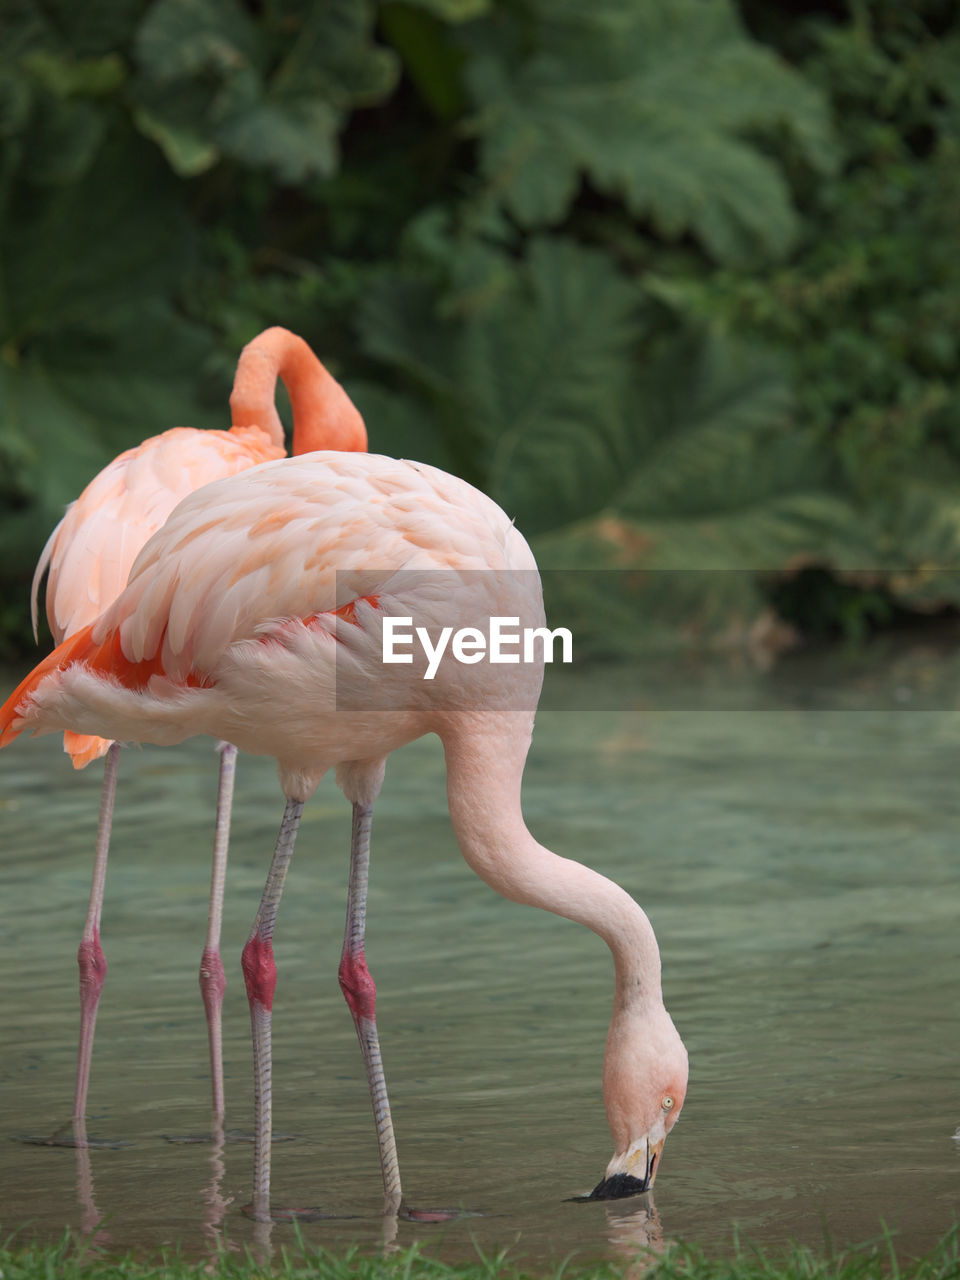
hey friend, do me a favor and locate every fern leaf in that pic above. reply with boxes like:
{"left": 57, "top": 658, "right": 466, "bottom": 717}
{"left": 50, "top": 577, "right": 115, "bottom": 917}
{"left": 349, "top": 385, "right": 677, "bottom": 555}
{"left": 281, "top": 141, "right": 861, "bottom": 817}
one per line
{"left": 463, "top": 0, "right": 837, "bottom": 263}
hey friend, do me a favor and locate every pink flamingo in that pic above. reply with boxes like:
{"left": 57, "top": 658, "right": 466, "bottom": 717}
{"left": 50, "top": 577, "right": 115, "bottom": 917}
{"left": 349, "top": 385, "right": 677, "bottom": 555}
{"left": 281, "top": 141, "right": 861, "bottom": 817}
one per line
{"left": 1, "top": 451, "right": 687, "bottom": 1218}
{"left": 29, "top": 330, "right": 367, "bottom": 1134}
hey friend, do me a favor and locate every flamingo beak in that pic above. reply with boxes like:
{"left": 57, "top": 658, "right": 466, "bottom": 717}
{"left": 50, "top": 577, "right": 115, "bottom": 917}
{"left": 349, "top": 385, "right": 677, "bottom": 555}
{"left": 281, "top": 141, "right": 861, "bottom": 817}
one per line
{"left": 581, "top": 1136, "right": 665, "bottom": 1201}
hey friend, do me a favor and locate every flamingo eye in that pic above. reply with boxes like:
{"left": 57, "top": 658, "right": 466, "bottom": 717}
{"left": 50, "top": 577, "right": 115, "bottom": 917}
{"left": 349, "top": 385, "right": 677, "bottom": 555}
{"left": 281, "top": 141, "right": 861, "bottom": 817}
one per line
{"left": 662, "top": 1095, "right": 675, "bottom": 1111}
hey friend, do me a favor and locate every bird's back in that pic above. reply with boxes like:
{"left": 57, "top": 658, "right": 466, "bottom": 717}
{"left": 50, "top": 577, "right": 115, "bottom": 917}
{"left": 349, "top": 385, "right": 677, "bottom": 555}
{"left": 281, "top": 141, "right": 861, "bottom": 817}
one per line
{"left": 35, "top": 426, "right": 284, "bottom": 643}
{"left": 2, "top": 452, "right": 544, "bottom": 788}
{"left": 34, "top": 424, "right": 284, "bottom": 765}
{"left": 104, "top": 451, "right": 539, "bottom": 680}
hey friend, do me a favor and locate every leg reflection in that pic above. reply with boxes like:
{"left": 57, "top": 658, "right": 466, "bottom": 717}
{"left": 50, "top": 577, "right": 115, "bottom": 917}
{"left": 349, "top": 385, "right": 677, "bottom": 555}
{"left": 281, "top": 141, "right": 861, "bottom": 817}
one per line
{"left": 202, "top": 1114, "right": 236, "bottom": 1258}
{"left": 74, "top": 1118, "right": 111, "bottom": 1247}
{"left": 250, "top": 1214, "right": 274, "bottom": 1266}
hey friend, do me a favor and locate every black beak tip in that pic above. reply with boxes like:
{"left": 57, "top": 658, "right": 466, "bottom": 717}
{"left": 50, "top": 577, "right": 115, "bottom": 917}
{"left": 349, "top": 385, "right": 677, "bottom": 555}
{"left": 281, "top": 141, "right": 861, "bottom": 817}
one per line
{"left": 567, "top": 1172, "right": 652, "bottom": 1203}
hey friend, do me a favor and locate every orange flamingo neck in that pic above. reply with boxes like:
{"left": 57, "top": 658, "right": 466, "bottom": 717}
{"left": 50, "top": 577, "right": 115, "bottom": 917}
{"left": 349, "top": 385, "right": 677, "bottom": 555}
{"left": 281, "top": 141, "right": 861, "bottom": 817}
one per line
{"left": 230, "top": 327, "right": 367, "bottom": 455}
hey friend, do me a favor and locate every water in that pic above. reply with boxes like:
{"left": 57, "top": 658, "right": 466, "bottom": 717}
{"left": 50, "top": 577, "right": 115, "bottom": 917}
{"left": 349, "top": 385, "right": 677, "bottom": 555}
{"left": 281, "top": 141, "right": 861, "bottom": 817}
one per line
{"left": 1, "top": 642, "right": 958, "bottom": 1265}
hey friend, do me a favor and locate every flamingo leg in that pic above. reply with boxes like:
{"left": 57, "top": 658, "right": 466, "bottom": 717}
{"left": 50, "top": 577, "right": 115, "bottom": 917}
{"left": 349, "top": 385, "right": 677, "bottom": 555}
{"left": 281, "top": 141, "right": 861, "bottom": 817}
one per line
{"left": 200, "top": 741, "right": 236, "bottom": 1119}
{"left": 241, "top": 797, "right": 303, "bottom": 1222}
{"left": 338, "top": 802, "right": 402, "bottom": 1215}
{"left": 73, "top": 742, "right": 121, "bottom": 1129}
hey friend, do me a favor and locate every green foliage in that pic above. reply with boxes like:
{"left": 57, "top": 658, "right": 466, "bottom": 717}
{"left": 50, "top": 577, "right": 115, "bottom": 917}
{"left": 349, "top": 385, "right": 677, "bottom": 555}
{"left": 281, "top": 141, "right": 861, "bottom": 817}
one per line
{"left": 631, "top": 0, "right": 960, "bottom": 638}
{"left": 0, "top": 1228, "right": 958, "bottom": 1280}
{"left": 359, "top": 236, "right": 648, "bottom": 527}
{"left": 461, "top": 0, "right": 837, "bottom": 263}
{"left": 131, "top": 0, "right": 399, "bottom": 181}
{"left": 2, "top": 0, "right": 960, "bottom": 656}
{"left": 0, "top": 112, "right": 212, "bottom": 572}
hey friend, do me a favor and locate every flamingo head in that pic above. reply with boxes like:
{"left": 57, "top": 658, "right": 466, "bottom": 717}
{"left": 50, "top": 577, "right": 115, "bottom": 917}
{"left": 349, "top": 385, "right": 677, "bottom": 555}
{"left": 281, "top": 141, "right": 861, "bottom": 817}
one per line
{"left": 588, "top": 1002, "right": 688, "bottom": 1200}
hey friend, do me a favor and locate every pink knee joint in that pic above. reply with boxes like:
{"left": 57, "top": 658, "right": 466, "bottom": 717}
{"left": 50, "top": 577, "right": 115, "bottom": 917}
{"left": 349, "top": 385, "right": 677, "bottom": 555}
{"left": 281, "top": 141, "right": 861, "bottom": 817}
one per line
{"left": 338, "top": 949, "right": 377, "bottom": 1021}
{"left": 242, "top": 936, "right": 277, "bottom": 1011}
{"left": 78, "top": 931, "right": 107, "bottom": 1011}
{"left": 199, "top": 946, "right": 227, "bottom": 1017}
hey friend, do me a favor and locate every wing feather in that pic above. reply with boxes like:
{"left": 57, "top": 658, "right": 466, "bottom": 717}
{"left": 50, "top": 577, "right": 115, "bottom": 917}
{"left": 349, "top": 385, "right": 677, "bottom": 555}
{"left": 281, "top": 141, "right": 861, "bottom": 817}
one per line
{"left": 31, "top": 510, "right": 69, "bottom": 640}
{"left": 99, "top": 452, "right": 535, "bottom": 681}
{"left": 39, "top": 426, "right": 283, "bottom": 643}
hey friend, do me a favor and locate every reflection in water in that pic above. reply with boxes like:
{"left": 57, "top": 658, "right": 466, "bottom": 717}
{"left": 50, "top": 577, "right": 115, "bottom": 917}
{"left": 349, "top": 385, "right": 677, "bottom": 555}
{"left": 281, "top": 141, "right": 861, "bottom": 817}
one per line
{"left": 2, "top": 648, "right": 960, "bottom": 1263}
{"left": 249, "top": 1216, "right": 274, "bottom": 1269}
{"left": 201, "top": 1118, "right": 234, "bottom": 1259}
{"left": 72, "top": 1114, "right": 239, "bottom": 1259}
{"left": 74, "top": 1119, "right": 110, "bottom": 1248}
{"left": 381, "top": 1208, "right": 401, "bottom": 1255}
{"left": 604, "top": 1194, "right": 665, "bottom": 1273}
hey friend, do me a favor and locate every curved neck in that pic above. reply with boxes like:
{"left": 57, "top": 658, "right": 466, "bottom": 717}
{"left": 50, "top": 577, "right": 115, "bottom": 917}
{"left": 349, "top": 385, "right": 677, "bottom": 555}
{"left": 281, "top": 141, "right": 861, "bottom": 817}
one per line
{"left": 229, "top": 327, "right": 367, "bottom": 454}
{"left": 440, "top": 714, "right": 663, "bottom": 1011}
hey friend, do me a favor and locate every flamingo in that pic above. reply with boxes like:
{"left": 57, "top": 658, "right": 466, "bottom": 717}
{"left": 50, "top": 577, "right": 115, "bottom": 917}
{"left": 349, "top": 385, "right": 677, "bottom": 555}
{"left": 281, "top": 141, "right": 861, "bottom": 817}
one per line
{"left": 0, "top": 450, "right": 688, "bottom": 1219}
{"left": 28, "top": 330, "right": 367, "bottom": 1135}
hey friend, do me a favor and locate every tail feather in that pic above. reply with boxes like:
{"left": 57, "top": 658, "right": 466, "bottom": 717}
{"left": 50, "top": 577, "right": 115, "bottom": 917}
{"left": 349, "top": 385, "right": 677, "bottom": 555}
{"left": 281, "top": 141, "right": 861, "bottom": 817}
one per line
{"left": 0, "top": 609, "right": 212, "bottom": 747}
{"left": 0, "top": 624, "right": 100, "bottom": 748}
{"left": 63, "top": 731, "right": 113, "bottom": 769}
{"left": 31, "top": 511, "right": 68, "bottom": 643}
{"left": 0, "top": 620, "right": 205, "bottom": 750}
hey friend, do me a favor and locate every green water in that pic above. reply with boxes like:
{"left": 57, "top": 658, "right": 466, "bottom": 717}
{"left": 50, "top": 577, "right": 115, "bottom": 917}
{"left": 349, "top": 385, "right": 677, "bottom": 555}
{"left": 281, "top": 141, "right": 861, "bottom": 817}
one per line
{"left": 1, "top": 644, "right": 958, "bottom": 1264}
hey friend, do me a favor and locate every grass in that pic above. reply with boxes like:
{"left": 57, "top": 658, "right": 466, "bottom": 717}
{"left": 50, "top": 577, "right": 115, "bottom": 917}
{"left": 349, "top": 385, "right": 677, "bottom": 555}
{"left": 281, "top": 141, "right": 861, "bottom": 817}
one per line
{"left": 0, "top": 1228, "right": 958, "bottom": 1280}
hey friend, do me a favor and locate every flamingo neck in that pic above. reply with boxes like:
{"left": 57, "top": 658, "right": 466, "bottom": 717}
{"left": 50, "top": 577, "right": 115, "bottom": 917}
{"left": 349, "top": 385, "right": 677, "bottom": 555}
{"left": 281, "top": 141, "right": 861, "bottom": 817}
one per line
{"left": 229, "top": 327, "right": 367, "bottom": 454}
{"left": 440, "top": 715, "right": 664, "bottom": 1011}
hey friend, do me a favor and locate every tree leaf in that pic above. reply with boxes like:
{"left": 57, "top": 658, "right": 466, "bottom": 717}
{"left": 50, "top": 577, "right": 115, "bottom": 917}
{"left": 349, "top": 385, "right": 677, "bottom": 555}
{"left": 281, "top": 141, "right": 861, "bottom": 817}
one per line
{"left": 358, "top": 236, "right": 647, "bottom": 528}
{"left": 2, "top": 127, "right": 195, "bottom": 337}
{"left": 135, "top": 0, "right": 260, "bottom": 83}
{"left": 379, "top": 3, "right": 470, "bottom": 120}
{"left": 19, "top": 94, "right": 105, "bottom": 186}
{"left": 0, "top": 302, "right": 216, "bottom": 562}
{"left": 384, "top": 0, "right": 490, "bottom": 22}
{"left": 131, "top": 0, "right": 397, "bottom": 184}
{"left": 20, "top": 50, "right": 126, "bottom": 97}
{"left": 215, "top": 92, "right": 340, "bottom": 182}
{"left": 463, "top": 0, "right": 838, "bottom": 263}
{"left": 3, "top": 0, "right": 144, "bottom": 60}
{"left": 358, "top": 269, "right": 463, "bottom": 396}
{"left": 614, "top": 333, "right": 808, "bottom": 521}
{"left": 132, "top": 106, "right": 219, "bottom": 176}
{"left": 272, "top": 0, "right": 399, "bottom": 108}
{"left": 463, "top": 238, "right": 644, "bottom": 529}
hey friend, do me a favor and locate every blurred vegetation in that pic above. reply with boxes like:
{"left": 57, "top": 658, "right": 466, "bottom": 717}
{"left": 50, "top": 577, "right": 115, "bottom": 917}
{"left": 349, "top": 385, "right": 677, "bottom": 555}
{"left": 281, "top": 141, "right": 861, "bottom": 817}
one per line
{"left": 3, "top": 1226, "right": 960, "bottom": 1280}
{"left": 2, "top": 1226, "right": 959, "bottom": 1280}
{"left": 2, "top": 0, "right": 960, "bottom": 658}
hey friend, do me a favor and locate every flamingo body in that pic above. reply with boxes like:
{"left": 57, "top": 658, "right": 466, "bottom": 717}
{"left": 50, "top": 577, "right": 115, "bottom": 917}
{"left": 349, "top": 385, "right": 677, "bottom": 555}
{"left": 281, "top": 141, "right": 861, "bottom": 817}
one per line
{"left": 35, "top": 425, "right": 284, "bottom": 643}
{"left": 11, "top": 454, "right": 538, "bottom": 779}
{"left": 35, "top": 425, "right": 284, "bottom": 766}
{"left": 1, "top": 450, "right": 687, "bottom": 1215}
{"left": 34, "top": 329, "right": 366, "bottom": 767}
{"left": 24, "top": 328, "right": 366, "bottom": 1131}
